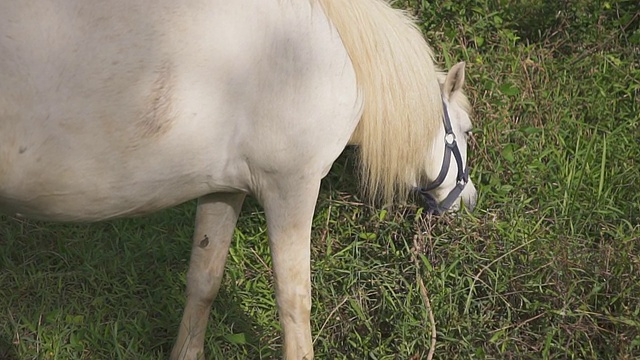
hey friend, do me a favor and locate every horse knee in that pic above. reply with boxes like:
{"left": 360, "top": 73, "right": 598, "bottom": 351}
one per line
{"left": 186, "top": 268, "right": 223, "bottom": 304}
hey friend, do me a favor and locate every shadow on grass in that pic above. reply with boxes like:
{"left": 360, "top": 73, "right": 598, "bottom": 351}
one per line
{"left": 0, "top": 337, "right": 18, "bottom": 360}
{"left": 0, "top": 211, "right": 270, "bottom": 358}
{"left": 149, "top": 288, "right": 269, "bottom": 358}
{"left": 491, "top": 0, "right": 637, "bottom": 50}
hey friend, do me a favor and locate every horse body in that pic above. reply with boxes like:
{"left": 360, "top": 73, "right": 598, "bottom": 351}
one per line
{"left": 1, "top": 1, "right": 476, "bottom": 359}
{"left": 0, "top": 0, "right": 360, "bottom": 221}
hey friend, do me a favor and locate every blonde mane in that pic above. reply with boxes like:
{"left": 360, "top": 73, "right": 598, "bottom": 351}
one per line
{"left": 316, "top": 0, "right": 443, "bottom": 204}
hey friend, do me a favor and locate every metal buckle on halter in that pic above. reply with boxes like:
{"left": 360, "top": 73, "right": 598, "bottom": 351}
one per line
{"left": 415, "top": 101, "right": 469, "bottom": 215}
{"left": 445, "top": 132, "right": 456, "bottom": 146}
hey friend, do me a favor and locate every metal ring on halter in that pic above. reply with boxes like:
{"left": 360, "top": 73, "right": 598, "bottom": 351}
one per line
{"left": 415, "top": 100, "right": 470, "bottom": 214}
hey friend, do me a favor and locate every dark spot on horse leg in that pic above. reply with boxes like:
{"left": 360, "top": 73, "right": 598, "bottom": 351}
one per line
{"left": 199, "top": 235, "right": 209, "bottom": 248}
{"left": 19, "top": 146, "right": 27, "bottom": 154}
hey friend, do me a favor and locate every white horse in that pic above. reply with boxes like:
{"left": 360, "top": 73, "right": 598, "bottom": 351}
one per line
{"left": 0, "top": 0, "right": 477, "bottom": 358}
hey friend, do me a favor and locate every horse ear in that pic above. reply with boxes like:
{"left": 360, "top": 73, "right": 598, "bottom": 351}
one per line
{"left": 443, "top": 62, "right": 466, "bottom": 100}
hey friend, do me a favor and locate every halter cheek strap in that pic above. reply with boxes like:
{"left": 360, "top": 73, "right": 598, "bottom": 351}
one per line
{"left": 416, "top": 101, "right": 470, "bottom": 214}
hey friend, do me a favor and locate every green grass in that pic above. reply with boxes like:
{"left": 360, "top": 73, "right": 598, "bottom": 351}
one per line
{"left": 1, "top": 0, "right": 639, "bottom": 359}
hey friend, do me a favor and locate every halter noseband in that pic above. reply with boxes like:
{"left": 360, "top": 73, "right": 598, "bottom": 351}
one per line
{"left": 416, "top": 100, "right": 470, "bottom": 214}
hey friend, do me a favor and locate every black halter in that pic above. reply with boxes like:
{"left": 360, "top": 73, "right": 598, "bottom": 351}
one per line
{"left": 416, "top": 101, "right": 470, "bottom": 214}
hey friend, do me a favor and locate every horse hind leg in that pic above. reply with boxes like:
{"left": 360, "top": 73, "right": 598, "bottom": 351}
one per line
{"left": 171, "top": 193, "right": 245, "bottom": 360}
{"left": 258, "top": 177, "right": 321, "bottom": 360}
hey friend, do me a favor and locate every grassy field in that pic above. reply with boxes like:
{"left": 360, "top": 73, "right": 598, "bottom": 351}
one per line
{"left": 1, "top": 1, "right": 638, "bottom": 359}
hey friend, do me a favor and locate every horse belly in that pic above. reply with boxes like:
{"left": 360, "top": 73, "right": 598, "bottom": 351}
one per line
{"left": 0, "top": 137, "right": 243, "bottom": 221}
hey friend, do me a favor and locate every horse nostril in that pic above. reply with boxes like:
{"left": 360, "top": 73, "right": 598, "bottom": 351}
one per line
{"left": 416, "top": 190, "right": 442, "bottom": 215}
{"left": 464, "top": 193, "right": 477, "bottom": 212}
{"left": 465, "top": 201, "right": 476, "bottom": 212}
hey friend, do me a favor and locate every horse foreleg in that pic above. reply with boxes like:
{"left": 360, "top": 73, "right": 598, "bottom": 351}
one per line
{"left": 171, "top": 193, "right": 245, "bottom": 360}
{"left": 261, "top": 179, "right": 320, "bottom": 360}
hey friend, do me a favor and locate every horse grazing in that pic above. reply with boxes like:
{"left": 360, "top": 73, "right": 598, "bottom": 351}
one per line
{"left": 0, "top": 0, "right": 477, "bottom": 358}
